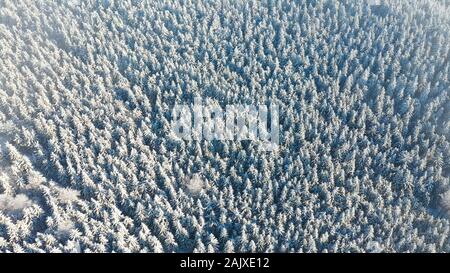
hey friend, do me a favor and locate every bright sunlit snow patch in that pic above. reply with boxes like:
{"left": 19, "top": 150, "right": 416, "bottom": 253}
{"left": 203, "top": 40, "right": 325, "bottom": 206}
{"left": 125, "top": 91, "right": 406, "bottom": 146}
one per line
{"left": 441, "top": 190, "right": 450, "bottom": 217}
{"left": 0, "top": 194, "right": 33, "bottom": 214}
{"left": 185, "top": 174, "right": 204, "bottom": 195}
{"left": 57, "top": 187, "right": 80, "bottom": 204}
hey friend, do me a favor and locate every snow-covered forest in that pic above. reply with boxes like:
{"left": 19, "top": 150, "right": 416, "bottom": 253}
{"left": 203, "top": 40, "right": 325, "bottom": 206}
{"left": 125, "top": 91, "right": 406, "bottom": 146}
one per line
{"left": 0, "top": 0, "right": 449, "bottom": 253}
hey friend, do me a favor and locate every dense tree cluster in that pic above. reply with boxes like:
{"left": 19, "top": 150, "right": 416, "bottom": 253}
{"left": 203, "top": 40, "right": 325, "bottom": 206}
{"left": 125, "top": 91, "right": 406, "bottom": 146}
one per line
{"left": 0, "top": 0, "right": 449, "bottom": 252}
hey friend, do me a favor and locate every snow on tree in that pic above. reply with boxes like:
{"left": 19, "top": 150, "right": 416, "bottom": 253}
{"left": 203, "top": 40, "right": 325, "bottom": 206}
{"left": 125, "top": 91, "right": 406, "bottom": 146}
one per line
{"left": 0, "top": 0, "right": 448, "bottom": 253}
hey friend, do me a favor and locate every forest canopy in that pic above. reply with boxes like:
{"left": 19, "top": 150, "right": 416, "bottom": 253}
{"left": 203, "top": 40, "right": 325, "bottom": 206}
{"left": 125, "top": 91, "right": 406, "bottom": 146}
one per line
{"left": 0, "top": 0, "right": 449, "bottom": 253}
